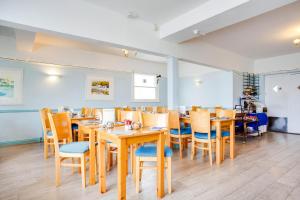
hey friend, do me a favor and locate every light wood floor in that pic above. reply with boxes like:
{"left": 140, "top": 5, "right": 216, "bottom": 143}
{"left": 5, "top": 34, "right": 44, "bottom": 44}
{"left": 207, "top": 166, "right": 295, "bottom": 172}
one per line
{"left": 1, "top": 132, "right": 300, "bottom": 200}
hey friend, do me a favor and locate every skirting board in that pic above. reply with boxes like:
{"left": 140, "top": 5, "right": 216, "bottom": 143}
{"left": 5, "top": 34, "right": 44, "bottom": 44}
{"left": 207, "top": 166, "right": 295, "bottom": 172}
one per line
{"left": 0, "top": 137, "right": 42, "bottom": 147}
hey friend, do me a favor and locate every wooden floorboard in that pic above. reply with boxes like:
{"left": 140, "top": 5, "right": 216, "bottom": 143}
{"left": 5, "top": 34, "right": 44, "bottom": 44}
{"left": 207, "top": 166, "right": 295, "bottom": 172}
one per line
{"left": 0, "top": 132, "right": 300, "bottom": 200}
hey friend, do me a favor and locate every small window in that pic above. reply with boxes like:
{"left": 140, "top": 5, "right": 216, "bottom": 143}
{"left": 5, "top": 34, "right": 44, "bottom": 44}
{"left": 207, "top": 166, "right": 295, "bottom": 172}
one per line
{"left": 133, "top": 73, "right": 159, "bottom": 102}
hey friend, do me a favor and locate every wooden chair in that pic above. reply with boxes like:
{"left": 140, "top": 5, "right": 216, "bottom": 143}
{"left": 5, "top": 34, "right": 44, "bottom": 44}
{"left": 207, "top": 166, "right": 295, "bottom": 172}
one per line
{"left": 40, "top": 108, "right": 54, "bottom": 159}
{"left": 168, "top": 110, "right": 191, "bottom": 159}
{"left": 157, "top": 106, "right": 168, "bottom": 113}
{"left": 107, "top": 110, "right": 142, "bottom": 172}
{"left": 190, "top": 110, "right": 216, "bottom": 166}
{"left": 135, "top": 112, "right": 172, "bottom": 194}
{"left": 192, "top": 105, "right": 201, "bottom": 111}
{"left": 48, "top": 112, "right": 90, "bottom": 188}
{"left": 78, "top": 108, "right": 103, "bottom": 141}
{"left": 145, "top": 106, "right": 154, "bottom": 112}
{"left": 216, "top": 109, "right": 236, "bottom": 160}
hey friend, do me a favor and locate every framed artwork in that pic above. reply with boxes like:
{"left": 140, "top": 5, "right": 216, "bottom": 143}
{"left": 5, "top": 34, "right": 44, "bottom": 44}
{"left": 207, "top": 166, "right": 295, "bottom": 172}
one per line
{"left": 85, "top": 76, "right": 114, "bottom": 100}
{"left": 0, "top": 68, "right": 23, "bottom": 105}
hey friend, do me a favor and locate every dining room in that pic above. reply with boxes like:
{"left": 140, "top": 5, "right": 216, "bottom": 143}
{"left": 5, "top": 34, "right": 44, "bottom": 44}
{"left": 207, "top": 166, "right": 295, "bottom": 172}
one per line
{"left": 1, "top": 1, "right": 300, "bottom": 200}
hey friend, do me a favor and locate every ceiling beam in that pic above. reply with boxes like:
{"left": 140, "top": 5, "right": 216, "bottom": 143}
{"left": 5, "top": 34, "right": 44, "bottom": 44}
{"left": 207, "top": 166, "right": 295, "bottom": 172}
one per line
{"left": 15, "top": 29, "right": 36, "bottom": 52}
{"left": 159, "top": 0, "right": 297, "bottom": 43}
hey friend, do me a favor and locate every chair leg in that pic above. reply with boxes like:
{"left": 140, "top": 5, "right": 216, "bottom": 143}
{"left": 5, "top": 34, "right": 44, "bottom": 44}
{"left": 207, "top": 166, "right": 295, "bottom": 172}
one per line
{"left": 135, "top": 157, "right": 140, "bottom": 193}
{"left": 139, "top": 161, "right": 143, "bottom": 181}
{"left": 130, "top": 145, "right": 134, "bottom": 174}
{"left": 202, "top": 143, "right": 206, "bottom": 158}
{"left": 71, "top": 158, "right": 75, "bottom": 174}
{"left": 44, "top": 139, "right": 48, "bottom": 159}
{"left": 191, "top": 139, "right": 195, "bottom": 160}
{"left": 55, "top": 156, "right": 61, "bottom": 187}
{"left": 167, "top": 157, "right": 172, "bottom": 194}
{"left": 222, "top": 139, "right": 226, "bottom": 160}
{"left": 78, "top": 158, "right": 81, "bottom": 173}
{"left": 107, "top": 146, "right": 111, "bottom": 172}
{"left": 81, "top": 155, "right": 86, "bottom": 188}
{"left": 208, "top": 141, "right": 213, "bottom": 166}
{"left": 179, "top": 137, "right": 183, "bottom": 159}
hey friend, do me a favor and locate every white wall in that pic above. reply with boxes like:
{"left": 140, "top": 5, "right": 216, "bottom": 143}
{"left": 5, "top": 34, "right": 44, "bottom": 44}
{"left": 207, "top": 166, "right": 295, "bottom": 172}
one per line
{"left": 178, "top": 62, "right": 234, "bottom": 108}
{"left": 254, "top": 52, "right": 300, "bottom": 73}
{"left": 265, "top": 74, "right": 300, "bottom": 133}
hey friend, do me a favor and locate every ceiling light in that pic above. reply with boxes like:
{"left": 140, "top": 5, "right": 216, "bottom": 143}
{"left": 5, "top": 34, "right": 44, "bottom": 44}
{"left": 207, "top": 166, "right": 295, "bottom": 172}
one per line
{"left": 293, "top": 38, "right": 300, "bottom": 46}
{"left": 127, "top": 11, "right": 139, "bottom": 19}
{"left": 122, "top": 49, "right": 129, "bottom": 57}
{"left": 193, "top": 29, "right": 200, "bottom": 35}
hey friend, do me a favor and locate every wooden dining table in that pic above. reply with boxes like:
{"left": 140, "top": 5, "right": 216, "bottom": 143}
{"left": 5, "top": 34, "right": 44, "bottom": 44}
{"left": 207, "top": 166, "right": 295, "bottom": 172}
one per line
{"left": 78, "top": 121, "right": 167, "bottom": 200}
{"left": 180, "top": 116, "right": 235, "bottom": 165}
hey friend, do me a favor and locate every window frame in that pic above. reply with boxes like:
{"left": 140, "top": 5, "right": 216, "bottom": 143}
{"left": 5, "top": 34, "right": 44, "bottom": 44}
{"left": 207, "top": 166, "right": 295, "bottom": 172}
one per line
{"left": 131, "top": 73, "right": 160, "bottom": 102}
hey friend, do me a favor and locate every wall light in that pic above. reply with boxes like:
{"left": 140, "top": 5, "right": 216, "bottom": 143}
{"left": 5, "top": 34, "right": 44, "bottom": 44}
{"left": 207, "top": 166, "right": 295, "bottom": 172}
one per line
{"left": 47, "top": 74, "right": 60, "bottom": 82}
{"left": 293, "top": 38, "right": 300, "bottom": 46}
{"left": 195, "top": 79, "right": 203, "bottom": 86}
{"left": 273, "top": 85, "right": 282, "bottom": 93}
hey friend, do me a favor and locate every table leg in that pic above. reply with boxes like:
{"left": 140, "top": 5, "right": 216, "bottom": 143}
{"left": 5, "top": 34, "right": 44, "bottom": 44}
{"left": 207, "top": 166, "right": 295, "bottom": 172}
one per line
{"left": 118, "top": 139, "right": 127, "bottom": 200}
{"left": 230, "top": 120, "right": 235, "bottom": 159}
{"left": 157, "top": 133, "right": 165, "bottom": 198}
{"left": 89, "top": 129, "right": 96, "bottom": 185}
{"left": 216, "top": 122, "right": 221, "bottom": 165}
{"left": 98, "top": 138, "right": 106, "bottom": 193}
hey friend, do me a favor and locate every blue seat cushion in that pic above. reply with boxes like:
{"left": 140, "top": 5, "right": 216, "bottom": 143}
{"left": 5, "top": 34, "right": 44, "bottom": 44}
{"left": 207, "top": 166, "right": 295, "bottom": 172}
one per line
{"left": 135, "top": 145, "right": 173, "bottom": 157}
{"left": 170, "top": 127, "right": 191, "bottom": 135}
{"left": 222, "top": 131, "right": 230, "bottom": 137}
{"left": 60, "top": 141, "right": 89, "bottom": 153}
{"left": 194, "top": 131, "right": 216, "bottom": 139}
{"left": 72, "top": 124, "right": 78, "bottom": 130}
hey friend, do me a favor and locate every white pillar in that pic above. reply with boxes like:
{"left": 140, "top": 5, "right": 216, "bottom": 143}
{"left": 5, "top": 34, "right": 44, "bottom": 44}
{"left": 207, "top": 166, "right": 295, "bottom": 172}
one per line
{"left": 167, "top": 56, "right": 179, "bottom": 109}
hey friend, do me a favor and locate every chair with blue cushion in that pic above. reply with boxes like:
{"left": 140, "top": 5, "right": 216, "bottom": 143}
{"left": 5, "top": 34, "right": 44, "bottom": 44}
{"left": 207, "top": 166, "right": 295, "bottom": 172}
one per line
{"left": 135, "top": 112, "right": 172, "bottom": 194}
{"left": 40, "top": 108, "right": 54, "bottom": 159}
{"left": 190, "top": 110, "right": 216, "bottom": 166}
{"left": 169, "top": 110, "right": 191, "bottom": 159}
{"left": 48, "top": 112, "right": 90, "bottom": 188}
{"left": 216, "top": 109, "right": 236, "bottom": 160}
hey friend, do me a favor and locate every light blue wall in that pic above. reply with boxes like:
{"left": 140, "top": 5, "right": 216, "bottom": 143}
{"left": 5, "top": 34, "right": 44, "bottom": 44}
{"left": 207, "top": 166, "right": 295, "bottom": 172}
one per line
{"left": 179, "top": 71, "right": 234, "bottom": 108}
{"left": 0, "top": 59, "right": 167, "bottom": 144}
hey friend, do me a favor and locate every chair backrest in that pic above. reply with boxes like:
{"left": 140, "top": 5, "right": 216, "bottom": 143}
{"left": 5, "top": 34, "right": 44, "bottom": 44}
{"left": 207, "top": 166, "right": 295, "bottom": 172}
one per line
{"left": 142, "top": 112, "right": 169, "bottom": 128}
{"left": 216, "top": 109, "right": 236, "bottom": 119}
{"left": 190, "top": 110, "right": 211, "bottom": 135}
{"left": 92, "top": 108, "right": 103, "bottom": 120}
{"left": 191, "top": 106, "right": 201, "bottom": 112}
{"left": 157, "top": 106, "right": 168, "bottom": 113}
{"left": 145, "top": 106, "right": 154, "bottom": 112}
{"left": 48, "top": 112, "right": 73, "bottom": 153}
{"left": 81, "top": 107, "right": 93, "bottom": 117}
{"left": 115, "top": 107, "right": 122, "bottom": 122}
{"left": 120, "top": 110, "right": 142, "bottom": 122}
{"left": 168, "top": 110, "right": 180, "bottom": 130}
{"left": 40, "top": 108, "right": 52, "bottom": 135}
{"left": 123, "top": 106, "right": 132, "bottom": 111}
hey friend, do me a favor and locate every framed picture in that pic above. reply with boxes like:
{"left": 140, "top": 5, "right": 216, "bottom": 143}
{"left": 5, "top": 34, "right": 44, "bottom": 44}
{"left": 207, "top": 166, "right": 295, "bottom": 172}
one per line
{"left": 0, "top": 68, "right": 23, "bottom": 105}
{"left": 85, "top": 76, "right": 114, "bottom": 100}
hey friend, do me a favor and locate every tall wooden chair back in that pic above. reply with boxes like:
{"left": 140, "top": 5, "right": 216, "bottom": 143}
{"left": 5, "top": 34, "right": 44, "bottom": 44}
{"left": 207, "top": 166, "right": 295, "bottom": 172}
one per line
{"left": 81, "top": 107, "right": 92, "bottom": 117}
{"left": 145, "top": 106, "right": 154, "bottom": 112}
{"left": 40, "top": 108, "right": 52, "bottom": 133}
{"left": 191, "top": 106, "right": 201, "bottom": 112}
{"left": 168, "top": 110, "right": 180, "bottom": 130}
{"left": 120, "top": 110, "right": 142, "bottom": 122}
{"left": 123, "top": 107, "right": 132, "bottom": 111}
{"left": 48, "top": 112, "right": 73, "bottom": 153}
{"left": 92, "top": 108, "right": 103, "bottom": 120}
{"left": 216, "top": 109, "right": 236, "bottom": 131}
{"left": 114, "top": 107, "right": 122, "bottom": 122}
{"left": 142, "top": 112, "right": 169, "bottom": 128}
{"left": 157, "top": 106, "right": 168, "bottom": 113}
{"left": 190, "top": 110, "right": 211, "bottom": 136}
{"left": 216, "top": 109, "right": 236, "bottom": 119}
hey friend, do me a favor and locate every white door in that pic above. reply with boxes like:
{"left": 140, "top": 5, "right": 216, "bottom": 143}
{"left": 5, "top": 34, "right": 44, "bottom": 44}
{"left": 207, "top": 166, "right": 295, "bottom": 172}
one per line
{"left": 287, "top": 74, "right": 300, "bottom": 134}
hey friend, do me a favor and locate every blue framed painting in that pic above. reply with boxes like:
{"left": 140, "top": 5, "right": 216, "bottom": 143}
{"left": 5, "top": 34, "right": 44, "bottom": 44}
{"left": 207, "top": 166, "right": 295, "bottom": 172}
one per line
{"left": 0, "top": 68, "right": 23, "bottom": 105}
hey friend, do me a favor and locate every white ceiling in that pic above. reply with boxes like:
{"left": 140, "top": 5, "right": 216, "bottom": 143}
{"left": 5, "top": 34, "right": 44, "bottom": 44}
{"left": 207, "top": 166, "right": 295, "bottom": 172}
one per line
{"left": 84, "top": 0, "right": 209, "bottom": 25}
{"left": 193, "top": 1, "right": 300, "bottom": 59}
